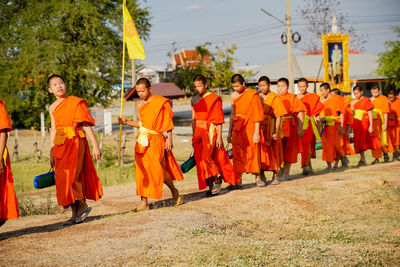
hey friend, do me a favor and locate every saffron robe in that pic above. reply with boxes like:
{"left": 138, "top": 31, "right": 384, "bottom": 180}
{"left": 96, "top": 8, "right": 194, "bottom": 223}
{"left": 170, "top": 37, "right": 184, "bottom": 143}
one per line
{"left": 260, "top": 92, "right": 287, "bottom": 172}
{"left": 388, "top": 99, "right": 400, "bottom": 152}
{"left": 371, "top": 95, "right": 390, "bottom": 158}
{"left": 343, "top": 102, "right": 356, "bottom": 155}
{"left": 52, "top": 96, "right": 103, "bottom": 207}
{"left": 351, "top": 96, "right": 381, "bottom": 153}
{"left": 193, "top": 93, "right": 240, "bottom": 190}
{"left": 135, "top": 95, "right": 183, "bottom": 199}
{"left": 0, "top": 100, "right": 19, "bottom": 221}
{"left": 232, "top": 89, "right": 264, "bottom": 176}
{"left": 320, "top": 94, "right": 345, "bottom": 163}
{"left": 279, "top": 92, "right": 306, "bottom": 163}
{"left": 299, "top": 93, "right": 324, "bottom": 167}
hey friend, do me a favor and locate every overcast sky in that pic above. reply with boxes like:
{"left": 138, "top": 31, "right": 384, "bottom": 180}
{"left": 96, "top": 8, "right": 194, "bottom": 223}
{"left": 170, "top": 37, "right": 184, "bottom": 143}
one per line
{"left": 138, "top": 0, "right": 400, "bottom": 67}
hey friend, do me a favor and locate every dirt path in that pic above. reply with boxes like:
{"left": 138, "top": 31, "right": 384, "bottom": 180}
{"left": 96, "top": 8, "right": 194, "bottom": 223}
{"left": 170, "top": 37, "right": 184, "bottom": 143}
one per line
{"left": 1, "top": 163, "right": 400, "bottom": 266}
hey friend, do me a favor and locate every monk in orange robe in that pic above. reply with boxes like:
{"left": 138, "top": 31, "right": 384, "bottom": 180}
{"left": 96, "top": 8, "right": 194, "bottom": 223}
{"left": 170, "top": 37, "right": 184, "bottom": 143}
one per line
{"left": 297, "top": 78, "right": 323, "bottom": 175}
{"left": 370, "top": 85, "right": 390, "bottom": 163}
{"left": 258, "top": 76, "right": 287, "bottom": 185}
{"left": 319, "top": 83, "right": 345, "bottom": 170}
{"left": 387, "top": 89, "right": 400, "bottom": 161}
{"left": 119, "top": 78, "right": 183, "bottom": 210}
{"left": 227, "top": 74, "right": 264, "bottom": 188}
{"left": 331, "top": 89, "right": 355, "bottom": 168}
{"left": 351, "top": 85, "right": 379, "bottom": 165}
{"left": 191, "top": 74, "right": 240, "bottom": 195}
{"left": 277, "top": 78, "right": 305, "bottom": 178}
{"left": 48, "top": 74, "right": 103, "bottom": 225}
{"left": 0, "top": 99, "right": 19, "bottom": 227}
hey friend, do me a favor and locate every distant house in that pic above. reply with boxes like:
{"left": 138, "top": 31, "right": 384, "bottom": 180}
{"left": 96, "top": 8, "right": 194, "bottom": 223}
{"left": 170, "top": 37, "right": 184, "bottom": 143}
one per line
{"left": 124, "top": 82, "right": 185, "bottom": 101}
{"left": 170, "top": 48, "right": 211, "bottom": 69}
{"left": 136, "top": 65, "right": 173, "bottom": 84}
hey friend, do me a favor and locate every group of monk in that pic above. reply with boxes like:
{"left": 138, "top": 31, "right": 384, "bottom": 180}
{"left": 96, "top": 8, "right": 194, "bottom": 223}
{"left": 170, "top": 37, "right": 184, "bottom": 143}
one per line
{"left": 1, "top": 73, "right": 399, "bottom": 227}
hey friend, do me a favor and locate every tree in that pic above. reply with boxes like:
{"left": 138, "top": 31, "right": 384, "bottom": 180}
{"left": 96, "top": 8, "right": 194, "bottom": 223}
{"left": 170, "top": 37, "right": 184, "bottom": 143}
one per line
{"left": 0, "top": 0, "right": 151, "bottom": 128}
{"left": 377, "top": 27, "right": 400, "bottom": 88}
{"left": 296, "top": 0, "right": 367, "bottom": 53}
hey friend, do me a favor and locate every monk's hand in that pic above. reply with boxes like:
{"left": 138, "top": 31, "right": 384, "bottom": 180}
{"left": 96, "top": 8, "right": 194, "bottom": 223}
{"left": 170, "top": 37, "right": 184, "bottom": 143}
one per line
{"left": 227, "top": 132, "right": 232, "bottom": 143}
{"left": 92, "top": 145, "right": 102, "bottom": 160}
{"left": 49, "top": 148, "right": 55, "bottom": 168}
{"left": 165, "top": 138, "right": 173, "bottom": 151}
{"left": 216, "top": 136, "right": 223, "bottom": 149}
{"left": 272, "top": 132, "right": 278, "bottom": 140}
{"left": 253, "top": 132, "right": 260, "bottom": 144}
{"left": 297, "top": 128, "right": 304, "bottom": 138}
{"left": 383, "top": 124, "right": 387, "bottom": 131}
{"left": 0, "top": 158, "right": 4, "bottom": 174}
{"left": 118, "top": 116, "right": 127, "bottom": 125}
{"left": 338, "top": 126, "right": 344, "bottom": 135}
{"left": 368, "top": 125, "right": 373, "bottom": 134}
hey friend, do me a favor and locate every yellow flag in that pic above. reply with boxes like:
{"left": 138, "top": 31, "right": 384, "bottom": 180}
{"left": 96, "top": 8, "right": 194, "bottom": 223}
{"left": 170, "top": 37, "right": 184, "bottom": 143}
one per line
{"left": 123, "top": 0, "right": 145, "bottom": 60}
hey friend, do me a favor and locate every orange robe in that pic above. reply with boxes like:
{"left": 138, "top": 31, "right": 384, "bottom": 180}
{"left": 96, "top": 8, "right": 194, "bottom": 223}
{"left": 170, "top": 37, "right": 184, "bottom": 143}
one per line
{"left": 351, "top": 97, "right": 381, "bottom": 153}
{"left": 260, "top": 92, "right": 287, "bottom": 172}
{"left": 343, "top": 103, "right": 356, "bottom": 155}
{"left": 135, "top": 95, "right": 183, "bottom": 199}
{"left": 232, "top": 89, "right": 264, "bottom": 176}
{"left": 279, "top": 93, "right": 306, "bottom": 163}
{"left": 193, "top": 92, "right": 240, "bottom": 190}
{"left": 0, "top": 100, "right": 19, "bottom": 221}
{"left": 299, "top": 93, "right": 324, "bottom": 167}
{"left": 388, "top": 99, "right": 400, "bottom": 152}
{"left": 320, "top": 94, "right": 345, "bottom": 163}
{"left": 371, "top": 95, "right": 390, "bottom": 158}
{"left": 52, "top": 96, "right": 103, "bottom": 208}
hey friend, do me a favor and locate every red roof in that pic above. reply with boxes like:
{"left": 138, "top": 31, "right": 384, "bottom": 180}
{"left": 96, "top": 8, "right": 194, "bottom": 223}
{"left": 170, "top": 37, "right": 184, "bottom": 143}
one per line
{"left": 125, "top": 82, "right": 186, "bottom": 101}
{"left": 171, "top": 49, "right": 211, "bottom": 68}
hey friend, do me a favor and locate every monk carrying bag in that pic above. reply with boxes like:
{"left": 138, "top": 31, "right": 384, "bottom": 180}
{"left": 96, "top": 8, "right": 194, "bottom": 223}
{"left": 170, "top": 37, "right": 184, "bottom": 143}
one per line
{"left": 34, "top": 168, "right": 55, "bottom": 189}
{"left": 180, "top": 153, "right": 195, "bottom": 173}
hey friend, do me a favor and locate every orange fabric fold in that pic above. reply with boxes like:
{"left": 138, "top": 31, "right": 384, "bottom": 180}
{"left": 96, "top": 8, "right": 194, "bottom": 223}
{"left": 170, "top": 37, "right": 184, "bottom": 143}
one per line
{"left": 351, "top": 96, "right": 381, "bottom": 153}
{"left": 193, "top": 93, "right": 240, "bottom": 190}
{"left": 343, "top": 103, "right": 355, "bottom": 155}
{"left": 321, "top": 94, "right": 345, "bottom": 163}
{"left": 279, "top": 93, "right": 306, "bottom": 163}
{"left": 0, "top": 99, "right": 19, "bottom": 221}
{"left": 135, "top": 95, "right": 183, "bottom": 199}
{"left": 371, "top": 95, "right": 390, "bottom": 158}
{"left": 52, "top": 96, "right": 103, "bottom": 207}
{"left": 387, "top": 99, "right": 400, "bottom": 152}
{"left": 299, "top": 93, "right": 324, "bottom": 167}
{"left": 232, "top": 89, "right": 264, "bottom": 176}
{"left": 260, "top": 92, "right": 287, "bottom": 171}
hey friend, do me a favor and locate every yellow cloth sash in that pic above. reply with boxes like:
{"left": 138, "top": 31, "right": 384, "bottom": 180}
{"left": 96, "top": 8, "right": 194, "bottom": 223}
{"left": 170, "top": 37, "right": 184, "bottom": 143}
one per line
{"left": 303, "top": 115, "right": 321, "bottom": 142}
{"left": 2, "top": 147, "right": 7, "bottom": 168}
{"left": 137, "top": 121, "right": 162, "bottom": 147}
{"left": 323, "top": 115, "right": 339, "bottom": 126}
{"left": 353, "top": 109, "right": 367, "bottom": 121}
{"left": 281, "top": 114, "right": 293, "bottom": 122}
{"left": 54, "top": 127, "right": 86, "bottom": 145}
{"left": 371, "top": 108, "right": 387, "bottom": 146}
{"left": 208, "top": 123, "right": 216, "bottom": 146}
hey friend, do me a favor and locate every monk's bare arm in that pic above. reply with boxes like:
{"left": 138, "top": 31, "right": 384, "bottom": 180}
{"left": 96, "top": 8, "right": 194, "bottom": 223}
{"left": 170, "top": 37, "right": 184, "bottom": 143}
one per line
{"left": 274, "top": 116, "right": 282, "bottom": 140}
{"left": 227, "top": 104, "right": 235, "bottom": 143}
{"left": 49, "top": 104, "right": 56, "bottom": 167}
{"left": 191, "top": 107, "right": 196, "bottom": 139}
{"left": 216, "top": 124, "right": 223, "bottom": 149}
{"left": 338, "top": 113, "right": 345, "bottom": 134}
{"left": 118, "top": 117, "right": 139, "bottom": 128}
{"left": 82, "top": 125, "right": 102, "bottom": 160}
{"left": 297, "top": 111, "right": 305, "bottom": 138}
{"left": 368, "top": 110, "right": 374, "bottom": 133}
{"left": 0, "top": 130, "right": 7, "bottom": 174}
{"left": 253, "top": 121, "right": 260, "bottom": 143}
{"left": 165, "top": 130, "right": 173, "bottom": 151}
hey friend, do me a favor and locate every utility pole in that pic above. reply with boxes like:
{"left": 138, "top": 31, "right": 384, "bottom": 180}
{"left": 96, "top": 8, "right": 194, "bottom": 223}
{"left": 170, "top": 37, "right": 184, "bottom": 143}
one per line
{"left": 286, "top": 0, "right": 294, "bottom": 92}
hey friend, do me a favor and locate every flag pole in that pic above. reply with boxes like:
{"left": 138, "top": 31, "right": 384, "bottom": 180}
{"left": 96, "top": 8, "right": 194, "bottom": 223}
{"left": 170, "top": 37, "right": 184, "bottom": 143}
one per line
{"left": 118, "top": 40, "right": 126, "bottom": 166}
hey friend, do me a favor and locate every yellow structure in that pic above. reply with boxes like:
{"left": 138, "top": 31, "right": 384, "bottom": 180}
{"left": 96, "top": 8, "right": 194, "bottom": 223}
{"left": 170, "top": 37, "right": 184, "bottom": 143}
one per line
{"left": 322, "top": 33, "right": 350, "bottom": 93}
